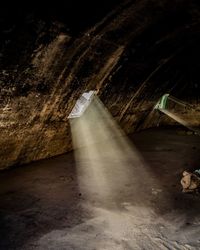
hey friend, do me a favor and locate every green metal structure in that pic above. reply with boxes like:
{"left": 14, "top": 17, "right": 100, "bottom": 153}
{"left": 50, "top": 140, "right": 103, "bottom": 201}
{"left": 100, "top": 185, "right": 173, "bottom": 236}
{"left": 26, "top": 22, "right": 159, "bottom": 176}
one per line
{"left": 154, "top": 94, "right": 169, "bottom": 110}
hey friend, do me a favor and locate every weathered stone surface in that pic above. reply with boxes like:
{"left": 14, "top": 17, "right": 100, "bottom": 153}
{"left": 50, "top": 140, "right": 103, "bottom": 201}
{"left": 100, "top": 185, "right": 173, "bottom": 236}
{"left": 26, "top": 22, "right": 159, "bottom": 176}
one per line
{"left": 0, "top": 0, "right": 200, "bottom": 169}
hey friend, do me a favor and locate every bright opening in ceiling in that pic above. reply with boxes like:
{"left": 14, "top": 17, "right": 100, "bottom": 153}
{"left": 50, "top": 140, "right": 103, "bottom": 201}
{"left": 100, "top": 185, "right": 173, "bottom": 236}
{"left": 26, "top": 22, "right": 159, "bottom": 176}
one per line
{"left": 68, "top": 90, "right": 96, "bottom": 119}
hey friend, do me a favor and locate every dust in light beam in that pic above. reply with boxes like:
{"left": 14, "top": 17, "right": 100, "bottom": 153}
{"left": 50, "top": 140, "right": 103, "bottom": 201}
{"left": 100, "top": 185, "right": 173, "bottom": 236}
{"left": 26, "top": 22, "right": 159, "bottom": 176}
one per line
{"left": 70, "top": 95, "right": 159, "bottom": 205}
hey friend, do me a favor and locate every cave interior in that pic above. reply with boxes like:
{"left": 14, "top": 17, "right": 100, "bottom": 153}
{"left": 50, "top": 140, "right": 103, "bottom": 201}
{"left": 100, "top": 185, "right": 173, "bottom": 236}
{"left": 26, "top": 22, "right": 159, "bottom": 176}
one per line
{"left": 1, "top": 1, "right": 200, "bottom": 249}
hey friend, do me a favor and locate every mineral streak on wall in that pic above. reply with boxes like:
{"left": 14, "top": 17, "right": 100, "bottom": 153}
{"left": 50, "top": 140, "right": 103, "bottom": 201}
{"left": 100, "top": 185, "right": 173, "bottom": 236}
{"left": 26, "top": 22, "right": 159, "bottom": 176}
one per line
{"left": 0, "top": 0, "right": 200, "bottom": 169}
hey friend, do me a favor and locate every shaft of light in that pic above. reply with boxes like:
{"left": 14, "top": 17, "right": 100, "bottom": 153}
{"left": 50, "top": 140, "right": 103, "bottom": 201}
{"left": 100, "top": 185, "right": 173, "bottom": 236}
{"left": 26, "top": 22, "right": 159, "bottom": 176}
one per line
{"left": 156, "top": 94, "right": 200, "bottom": 135}
{"left": 70, "top": 96, "right": 159, "bottom": 206}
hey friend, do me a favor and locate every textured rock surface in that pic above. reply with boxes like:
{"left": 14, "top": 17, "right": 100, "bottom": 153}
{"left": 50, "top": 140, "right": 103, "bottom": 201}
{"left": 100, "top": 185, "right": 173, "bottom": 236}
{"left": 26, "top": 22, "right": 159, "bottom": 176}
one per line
{"left": 1, "top": 0, "right": 200, "bottom": 169}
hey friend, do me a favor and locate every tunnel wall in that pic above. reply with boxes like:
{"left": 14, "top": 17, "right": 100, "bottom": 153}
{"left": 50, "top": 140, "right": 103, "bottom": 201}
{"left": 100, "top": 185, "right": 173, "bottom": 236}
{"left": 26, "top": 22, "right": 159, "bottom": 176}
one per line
{"left": 0, "top": 0, "right": 200, "bottom": 169}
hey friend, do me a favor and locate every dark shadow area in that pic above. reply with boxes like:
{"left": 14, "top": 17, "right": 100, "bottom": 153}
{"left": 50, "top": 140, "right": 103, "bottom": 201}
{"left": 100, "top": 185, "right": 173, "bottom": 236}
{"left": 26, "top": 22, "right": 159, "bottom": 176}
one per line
{"left": 1, "top": 0, "right": 124, "bottom": 36}
{"left": 132, "top": 127, "right": 200, "bottom": 221}
{"left": 0, "top": 153, "right": 87, "bottom": 250}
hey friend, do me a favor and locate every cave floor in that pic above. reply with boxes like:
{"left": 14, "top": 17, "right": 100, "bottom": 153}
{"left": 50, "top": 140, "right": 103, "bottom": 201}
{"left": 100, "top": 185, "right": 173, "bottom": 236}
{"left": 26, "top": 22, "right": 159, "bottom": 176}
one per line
{"left": 1, "top": 128, "right": 200, "bottom": 250}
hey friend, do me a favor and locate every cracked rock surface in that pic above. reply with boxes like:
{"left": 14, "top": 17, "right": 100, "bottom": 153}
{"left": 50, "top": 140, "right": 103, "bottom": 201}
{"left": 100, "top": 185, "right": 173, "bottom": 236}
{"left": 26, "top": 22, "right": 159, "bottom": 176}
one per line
{"left": 0, "top": 1, "right": 200, "bottom": 169}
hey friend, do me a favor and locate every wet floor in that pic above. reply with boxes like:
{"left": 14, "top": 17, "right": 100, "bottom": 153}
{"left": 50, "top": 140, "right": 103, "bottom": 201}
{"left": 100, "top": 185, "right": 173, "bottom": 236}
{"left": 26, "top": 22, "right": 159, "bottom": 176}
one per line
{"left": 1, "top": 128, "right": 200, "bottom": 250}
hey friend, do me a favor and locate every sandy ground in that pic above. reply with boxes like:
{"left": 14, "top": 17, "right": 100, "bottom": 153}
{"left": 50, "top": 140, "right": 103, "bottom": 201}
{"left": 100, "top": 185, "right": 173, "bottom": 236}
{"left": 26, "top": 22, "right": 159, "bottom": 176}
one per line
{"left": 1, "top": 128, "right": 200, "bottom": 250}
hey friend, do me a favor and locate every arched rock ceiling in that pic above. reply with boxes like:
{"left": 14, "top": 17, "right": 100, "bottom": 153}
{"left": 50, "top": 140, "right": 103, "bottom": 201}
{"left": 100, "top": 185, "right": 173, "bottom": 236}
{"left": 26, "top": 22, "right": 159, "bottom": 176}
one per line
{"left": 0, "top": 0, "right": 200, "bottom": 169}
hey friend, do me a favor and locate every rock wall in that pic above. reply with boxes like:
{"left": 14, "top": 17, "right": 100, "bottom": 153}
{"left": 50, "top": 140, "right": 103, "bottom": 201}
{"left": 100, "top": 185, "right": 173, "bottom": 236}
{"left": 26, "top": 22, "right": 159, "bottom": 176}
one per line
{"left": 0, "top": 0, "right": 200, "bottom": 169}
